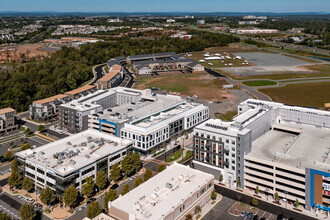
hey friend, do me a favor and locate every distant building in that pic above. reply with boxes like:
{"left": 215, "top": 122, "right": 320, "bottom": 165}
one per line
{"left": 238, "top": 21, "right": 259, "bottom": 25}
{"left": 0, "top": 108, "right": 17, "bottom": 134}
{"left": 166, "top": 19, "right": 176, "bottom": 23}
{"left": 187, "top": 62, "right": 205, "bottom": 73}
{"left": 107, "top": 18, "right": 123, "bottom": 23}
{"left": 16, "top": 129, "right": 133, "bottom": 195}
{"left": 197, "top": 20, "right": 205, "bottom": 25}
{"left": 64, "top": 85, "right": 96, "bottom": 100}
{"left": 135, "top": 65, "right": 152, "bottom": 75}
{"left": 236, "top": 29, "right": 278, "bottom": 34}
{"left": 108, "top": 163, "right": 214, "bottom": 220}
{"left": 243, "top": 15, "right": 267, "bottom": 20}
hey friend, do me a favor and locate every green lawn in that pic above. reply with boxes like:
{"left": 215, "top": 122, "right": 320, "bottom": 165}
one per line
{"left": 242, "top": 80, "right": 277, "bottom": 87}
{"left": 166, "top": 149, "right": 184, "bottom": 162}
{"left": 215, "top": 111, "right": 237, "bottom": 121}
{"left": 259, "top": 81, "right": 330, "bottom": 108}
{"left": 178, "top": 150, "right": 193, "bottom": 163}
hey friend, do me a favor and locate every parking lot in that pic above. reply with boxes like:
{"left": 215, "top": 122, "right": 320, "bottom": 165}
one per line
{"left": 0, "top": 136, "right": 50, "bottom": 156}
{"left": 203, "top": 197, "right": 276, "bottom": 220}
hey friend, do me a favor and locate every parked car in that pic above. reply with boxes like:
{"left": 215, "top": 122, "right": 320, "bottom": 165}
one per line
{"left": 253, "top": 215, "right": 259, "bottom": 220}
{"left": 247, "top": 212, "right": 253, "bottom": 219}
{"left": 240, "top": 210, "right": 247, "bottom": 217}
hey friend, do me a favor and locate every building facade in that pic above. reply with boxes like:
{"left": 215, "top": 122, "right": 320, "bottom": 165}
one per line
{"left": 16, "top": 129, "right": 133, "bottom": 195}
{"left": 0, "top": 108, "right": 17, "bottom": 133}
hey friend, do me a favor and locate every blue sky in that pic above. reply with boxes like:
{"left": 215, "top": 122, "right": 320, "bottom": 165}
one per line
{"left": 2, "top": 0, "right": 329, "bottom": 12}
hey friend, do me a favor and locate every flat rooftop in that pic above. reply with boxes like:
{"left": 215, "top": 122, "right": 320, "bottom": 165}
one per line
{"left": 98, "top": 94, "right": 184, "bottom": 125}
{"left": 16, "top": 129, "right": 132, "bottom": 176}
{"left": 111, "top": 163, "right": 213, "bottom": 220}
{"left": 249, "top": 122, "right": 330, "bottom": 172}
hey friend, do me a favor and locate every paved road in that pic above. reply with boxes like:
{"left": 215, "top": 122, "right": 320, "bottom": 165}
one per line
{"left": 94, "top": 64, "right": 106, "bottom": 83}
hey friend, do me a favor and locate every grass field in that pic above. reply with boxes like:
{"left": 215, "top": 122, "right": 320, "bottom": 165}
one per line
{"left": 242, "top": 80, "right": 277, "bottom": 87}
{"left": 134, "top": 74, "right": 230, "bottom": 101}
{"left": 166, "top": 149, "right": 184, "bottom": 162}
{"left": 178, "top": 150, "right": 193, "bottom": 163}
{"left": 259, "top": 81, "right": 330, "bottom": 108}
{"left": 219, "top": 64, "right": 330, "bottom": 81}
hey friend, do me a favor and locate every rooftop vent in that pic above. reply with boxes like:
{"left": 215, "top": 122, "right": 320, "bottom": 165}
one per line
{"left": 69, "top": 160, "right": 76, "bottom": 165}
{"left": 85, "top": 155, "right": 90, "bottom": 159}
{"left": 165, "top": 183, "right": 172, "bottom": 189}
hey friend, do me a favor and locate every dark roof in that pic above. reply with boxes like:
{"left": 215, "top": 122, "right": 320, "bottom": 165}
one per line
{"left": 127, "top": 54, "right": 153, "bottom": 60}
{"left": 136, "top": 65, "right": 150, "bottom": 70}
{"left": 113, "top": 56, "right": 126, "bottom": 62}
{"left": 134, "top": 59, "right": 194, "bottom": 66}
{"left": 153, "top": 52, "right": 176, "bottom": 57}
{"left": 187, "top": 62, "right": 200, "bottom": 67}
{"left": 107, "top": 60, "right": 122, "bottom": 67}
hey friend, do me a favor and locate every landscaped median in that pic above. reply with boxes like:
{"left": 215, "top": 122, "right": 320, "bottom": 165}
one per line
{"left": 165, "top": 148, "right": 184, "bottom": 162}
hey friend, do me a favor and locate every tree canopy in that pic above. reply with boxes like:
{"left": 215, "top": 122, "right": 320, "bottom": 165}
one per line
{"left": 87, "top": 201, "right": 101, "bottom": 219}
{"left": 20, "top": 203, "right": 36, "bottom": 220}
{"left": 63, "top": 185, "right": 79, "bottom": 208}
{"left": 110, "top": 163, "right": 121, "bottom": 181}
{"left": 104, "top": 189, "right": 118, "bottom": 212}
{"left": 96, "top": 171, "right": 107, "bottom": 190}
{"left": 121, "top": 184, "right": 130, "bottom": 196}
{"left": 82, "top": 176, "right": 95, "bottom": 198}
{"left": 144, "top": 169, "right": 153, "bottom": 181}
{"left": 39, "top": 186, "right": 56, "bottom": 205}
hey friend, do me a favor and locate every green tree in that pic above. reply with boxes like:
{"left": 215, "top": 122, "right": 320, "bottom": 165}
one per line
{"left": 20, "top": 143, "right": 32, "bottom": 151}
{"left": 134, "top": 177, "right": 144, "bottom": 188}
{"left": 211, "top": 190, "right": 217, "bottom": 200}
{"left": 110, "top": 163, "right": 121, "bottom": 182}
{"left": 25, "top": 127, "right": 31, "bottom": 134}
{"left": 144, "top": 169, "right": 153, "bottom": 181}
{"left": 22, "top": 178, "right": 34, "bottom": 192}
{"left": 82, "top": 176, "right": 95, "bottom": 198}
{"left": 96, "top": 171, "right": 107, "bottom": 190}
{"left": 157, "top": 164, "right": 166, "bottom": 173}
{"left": 0, "top": 212, "right": 11, "bottom": 220}
{"left": 8, "top": 157, "right": 21, "bottom": 188}
{"left": 132, "top": 152, "right": 141, "bottom": 171}
{"left": 38, "top": 125, "right": 45, "bottom": 132}
{"left": 40, "top": 186, "right": 55, "bottom": 205}
{"left": 275, "top": 192, "right": 280, "bottom": 202}
{"left": 104, "top": 189, "right": 118, "bottom": 212}
{"left": 121, "top": 154, "right": 135, "bottom": 176}
{"left": 87, "top": 201, "right": 101, "bottom": 219}
{"left": 20, "top": 203, "right": 36, "bottom": 220}
{"left": 4, "top": 150, "right": 13, "bottom": 160}
{"left": 237, "top": 178, "right": 241, "bottom": 188}
{"left": 194, "top": 205, "right": 201, "bottom": 215}
{"left": 295, "top": 198, "right": 299, "bottom": 207}
{"left": 121, "top": 184, "right": 130, "bottom": 196}
{"left": 251, "top": 198, "right": 258, "bottom": 207}
{"left": 63, "top": 185, "right": 79, "bottom": 208}
{"left": 219, "top": 174, "right": 223, "bottom": 183}
{"left": 255, "top": 186, "right": 260, "bottom": 194}
{"left": 185, "top": 213, "right": 193, "bottom": 220}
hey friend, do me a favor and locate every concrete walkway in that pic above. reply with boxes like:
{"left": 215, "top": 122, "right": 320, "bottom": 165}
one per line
{"left": 195, "top": 193, "right": 222, "bottom": 220}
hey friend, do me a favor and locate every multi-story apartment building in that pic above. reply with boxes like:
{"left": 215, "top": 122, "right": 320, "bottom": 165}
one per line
{"left": 108, "top": 163, "right": 214, "bottom": 220}
{"left": 64, "top": 85, "right": 96, "bottom": 100}
{"left": 0, "top": 108, "right": 17, "bottom": 133}
{"left": 29, "top": 94, "right": 70, "bottom": 121}
{"left": 16, "top": 129, "right": 133, "bottom": 195}
{"left": 95, "top": 64, "right": 123, "bottom": 90}
{"left": 193, "top": 99, "right": 330, "bottom": 212}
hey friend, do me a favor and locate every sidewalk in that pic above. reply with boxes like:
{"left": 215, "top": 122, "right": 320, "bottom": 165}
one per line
{"left": 220, "top": 181, "right": 328, "bottom": 219}
{"left": 194, "top": 193, "right": 222, "bottom": 220}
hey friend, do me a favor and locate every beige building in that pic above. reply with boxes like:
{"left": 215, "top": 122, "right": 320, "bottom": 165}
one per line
{"left": 95, "top": 65, "right": 123, "bottom": 90}
{"left": 83, "top": 213, "right": 116, "bottom": 220}
{"left": 64, "top": 84, "right": 96, "bottom": 100}
{"left": 0, "top": 108, "right": 17, "bottom": 133}
{"left": 109, "top": 163, "right": 214, "bottom": 220}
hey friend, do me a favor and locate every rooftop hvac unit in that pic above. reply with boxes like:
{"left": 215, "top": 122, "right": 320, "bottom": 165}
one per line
{"left": 113, "top": 142, "right": 118, "bottom": 146}
{"left": 165, "top": 183, "right": 172, "bottom": 189}
{"left": 69, "top": 160, "right": 76, "bottom": 165}
{"left": 56, "top": 160, "right": 63, "bottom": 164}
{"left": 40, "top": 151, "right": 45, "bottom": 155}
{"left": 85, "top": 155, "right": 90, "bottom": 159}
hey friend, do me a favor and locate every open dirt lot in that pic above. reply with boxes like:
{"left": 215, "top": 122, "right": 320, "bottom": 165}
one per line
{"left": 134, "top": 73, "right": 252, "bottom": 117}
{"left": 0, "top": 43, "right": 51, "bottom": 62}
{"left": 221, "top": 52, "right": 314, "bottom": 77}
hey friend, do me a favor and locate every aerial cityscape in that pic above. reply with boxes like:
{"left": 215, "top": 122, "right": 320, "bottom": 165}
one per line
{"left": 0, "top": 0, "right": 329, "bottom": 220}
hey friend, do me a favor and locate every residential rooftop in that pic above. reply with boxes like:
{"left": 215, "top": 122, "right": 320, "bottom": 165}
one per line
{"left": 16, "top": 129, "right": 132, "bottom": 176}
{"left": 248, "top": 121, "right": 330, "bottom": 172}
{"left": 97, "top": 65, "right": 122, "bottom": 82}
{"left": 33, "top": 94, "right": 69, "bottom": 105}
{"left": 0, "top": 108, "right": 16, "bottom": 115}
{"left": 110, "top": 163, "right": 213, "bottom": 220}
{"left": 64, "top": 84, "right": 96, "bottom": 96}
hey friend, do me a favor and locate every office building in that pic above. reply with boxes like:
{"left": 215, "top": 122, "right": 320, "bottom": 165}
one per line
{"left": 16, "top": 129, "right": 133, "bottom": 195}
{"left": 193, "top": 99, "right": 330, "bottom": 211}
{"left": 87, "top": 88, "right": 209, "bottom": 153}
{"left": 0, "top": 108, "right": 17, "bottom": 133}
{"left": 108, "top": 163, "right": 214, "bottom": 220}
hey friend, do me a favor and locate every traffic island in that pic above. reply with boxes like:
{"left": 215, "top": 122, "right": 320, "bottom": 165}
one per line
{"left": 228, "top": 201, "right": 258, "bottom": 217}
